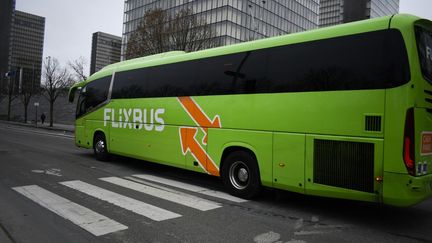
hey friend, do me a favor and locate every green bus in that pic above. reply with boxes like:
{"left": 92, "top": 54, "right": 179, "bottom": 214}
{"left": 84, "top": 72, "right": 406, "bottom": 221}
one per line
{"left": 69, "top": 14, "right": 432, "bottom": 207}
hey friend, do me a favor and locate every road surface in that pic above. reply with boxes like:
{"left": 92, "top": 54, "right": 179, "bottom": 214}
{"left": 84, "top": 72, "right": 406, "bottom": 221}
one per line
{"left": 0, "top": 123, "right": 431, "bottom": 243}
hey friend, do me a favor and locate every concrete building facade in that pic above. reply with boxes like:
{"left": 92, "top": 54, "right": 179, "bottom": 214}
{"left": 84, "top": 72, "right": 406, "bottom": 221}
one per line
{"left": 8, "top": 10, "right": 45, "bottom": 91}
{"left": 122, "top": 0, "right": 320, "bottom": 59}
{"left": 90, "top": 32, "right": 122, "bottom": 75}
{"left": 319, "top": 0, "right": 399, "bottom": 27}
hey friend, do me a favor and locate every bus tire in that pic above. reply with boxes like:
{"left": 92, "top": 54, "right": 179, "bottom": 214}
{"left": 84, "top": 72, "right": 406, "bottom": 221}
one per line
{"left": 221, "top": 150, "right": 261, "bottom": 199}
{"left": 94, "top": 133, "right": 109, "bottom": 161}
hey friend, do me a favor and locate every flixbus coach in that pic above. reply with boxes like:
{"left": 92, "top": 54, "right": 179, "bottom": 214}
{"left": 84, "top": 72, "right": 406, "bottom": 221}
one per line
{"left": 69, "top": 14, "right": 432, "bottom": 206}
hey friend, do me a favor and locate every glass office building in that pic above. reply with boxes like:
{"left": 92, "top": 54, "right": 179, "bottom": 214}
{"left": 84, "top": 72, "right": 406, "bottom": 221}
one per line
{"left": 122, "top": 0, "right": 319, "bottom": 59}
{"left": 369, "top": 0, "right": 399, "bottom": 18}
{"left": 9, "top": 10, "right": 45, "bottom": 90}
{"left": 0, "top": 0, "right": 15, "bottom": 92}
{"left": 90, "top": 32, "right": 122, "bottom": 75}
{"left": 319, "top": 0, "right": 399, "bottom": 27}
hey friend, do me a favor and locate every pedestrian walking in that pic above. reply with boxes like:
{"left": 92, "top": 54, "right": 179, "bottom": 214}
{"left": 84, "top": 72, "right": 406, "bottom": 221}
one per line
{"left": 41, "top": 113, "right": 46, "bottom": 124}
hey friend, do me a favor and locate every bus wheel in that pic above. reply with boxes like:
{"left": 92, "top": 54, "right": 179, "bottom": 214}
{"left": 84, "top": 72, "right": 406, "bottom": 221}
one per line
{"left": 94, "top": 133, "right": 109, "bottom": 161}
{"left": 221, "top": 150, "right": 261, "bottom": 199}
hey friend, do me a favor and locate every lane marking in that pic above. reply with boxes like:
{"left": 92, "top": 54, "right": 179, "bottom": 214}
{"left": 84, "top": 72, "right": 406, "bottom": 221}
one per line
{"left": 124, "top": 176, "right": 185, "bottom": 194}
{"left": 13, "top": 185, "right": 127, "bottom": 236}
{"left": 100, "top": 177, "right": 221, "bottom": 211}
{"left": 60, "top": 180, "right": 181, "bottom": 221}
{"left": 253, "top": 231, "right": 281, "bottom": 243}
{"left": 294, "top": 230, "right": 326, "bottom": 236}
{"left": 132, "top": 174, "right": 247, "bottom": 203}
{"left": 31, "top": 168, "right": 62, "bottom": 177}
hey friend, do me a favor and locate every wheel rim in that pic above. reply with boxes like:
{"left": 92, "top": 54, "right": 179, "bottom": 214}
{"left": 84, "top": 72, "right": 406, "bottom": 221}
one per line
{"left": 229, "top": 161, "right": 250, "bottom": 190}
{"left": 95, "top": 139, "right": 105, "bottom": 154}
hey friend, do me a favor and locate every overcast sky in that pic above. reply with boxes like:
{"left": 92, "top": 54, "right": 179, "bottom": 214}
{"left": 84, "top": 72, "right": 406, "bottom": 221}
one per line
{"left": 15, "top": 0, "right": 432, "bottom": 76}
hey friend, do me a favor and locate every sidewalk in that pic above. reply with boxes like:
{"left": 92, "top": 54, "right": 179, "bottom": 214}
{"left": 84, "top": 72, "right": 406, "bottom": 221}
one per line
{"left": 0, "top": 120, "right": 74, "bottom": 133}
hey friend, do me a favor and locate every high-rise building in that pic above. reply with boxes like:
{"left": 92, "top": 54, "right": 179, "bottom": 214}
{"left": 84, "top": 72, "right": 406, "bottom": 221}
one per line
{"left": 122, "top": 0, "right": 320, "bottom": 60}
{"left": 319, "top": 0, "right": 399, "bottom": 27}
{"left": 90, "top": 32, "right": 122, "bottom": 75}
{"left": 0, "top": 0, "right": 15, "bottom": 92}
{"left": 9, "top": 10, "right": 45, "bottom": 91}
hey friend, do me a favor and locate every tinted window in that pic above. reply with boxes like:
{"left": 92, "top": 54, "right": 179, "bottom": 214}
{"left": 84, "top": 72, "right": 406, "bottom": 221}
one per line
{"left": 196, "top": 51, "right": 269, "bottom": 95}
{"left": 265, "top": 29, "right": 410, "bottom": 92}
{"left": 416, "top": 26, "right": 432, "bottom": 83}
{"left": 112, "top": 29, "right": 410, "bottom": 99}
{"left": 76, "top": 76, "right": 111, "bottom": 117}
{"left": 111, "top": 68, "right": 145, "bottom": 99}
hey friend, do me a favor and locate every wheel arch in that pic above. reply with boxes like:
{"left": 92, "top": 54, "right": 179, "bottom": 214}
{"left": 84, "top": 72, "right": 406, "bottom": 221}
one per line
{"left": 219, "top": 143, "right": 259, "bottom": 178}
{"left": 93, "top": 128, "right": 109, "bottom": 151}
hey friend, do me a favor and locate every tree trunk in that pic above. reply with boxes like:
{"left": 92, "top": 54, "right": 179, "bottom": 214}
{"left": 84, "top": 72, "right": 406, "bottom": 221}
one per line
{"left": 49, "top": 100, "right": 54, "bottom": 127}
{"left": 24, "top": 102, "right": 28, "bottom": 123}
{"left": 7, "top": 95, "right": 12, "bottom": 121}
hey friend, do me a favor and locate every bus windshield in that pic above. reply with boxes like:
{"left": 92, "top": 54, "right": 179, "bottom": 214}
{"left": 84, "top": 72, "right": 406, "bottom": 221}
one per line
{"left": 416, "top": 26, "right": 432, "bottom": 83}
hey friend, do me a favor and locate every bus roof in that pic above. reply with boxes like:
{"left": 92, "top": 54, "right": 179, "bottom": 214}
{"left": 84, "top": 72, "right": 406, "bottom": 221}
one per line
{"left": 84, "top": 14, "right": 421, "bottom": 85}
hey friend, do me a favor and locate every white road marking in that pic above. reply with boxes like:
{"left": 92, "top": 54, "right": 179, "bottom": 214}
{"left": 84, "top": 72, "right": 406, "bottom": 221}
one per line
{"left": 294, "top": 218, "right": 303, "bottom": 230}
{"left": 199, "top": 190, "right": 247, "bottom": 203}
{"left": 132, "top": 174, "right": 247, "bottom": 203}
{"left": 100, "top": 177, "right": 221, "bottom": 211}
{"left": 60, "top": 180, "right": 181, "bottom": 221}
{"left": 286, "top": 240, "right": 307, "bottom": 243}
{"left": 31, "top": 168, "right": 62, "bottom": 177}
{"left": 13, "top": 185, "right": 127, "bottom": 236}
{"left": 125, "top": 176, "right": 184, "bottom": 194}
{"left": 31, "top": 170, "right": 44, "bottom": 174}
{"left": 311, "top": 216, "right": 319, "bottom": 223}
{"left": 133, "top": 174, "right": 205, "bottom": 192}
{"left": 294, "top": 230, "right": 326, "bottom": 236}
{"left": 253, "top": 231, "right": 281, "bottom": 243}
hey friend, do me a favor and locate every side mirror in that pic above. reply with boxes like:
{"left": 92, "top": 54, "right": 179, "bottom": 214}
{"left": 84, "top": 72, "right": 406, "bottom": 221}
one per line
{"left": 68, "top": 86, "right": 82, "bottom": 103}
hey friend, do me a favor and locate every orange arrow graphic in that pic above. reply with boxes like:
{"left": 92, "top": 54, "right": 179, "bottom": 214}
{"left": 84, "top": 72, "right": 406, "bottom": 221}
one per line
{"left": 180, "top": 127, "right": 220, "bottom": 176}
{"left": 178, "top": 96, "right": 221, "bottom": 144}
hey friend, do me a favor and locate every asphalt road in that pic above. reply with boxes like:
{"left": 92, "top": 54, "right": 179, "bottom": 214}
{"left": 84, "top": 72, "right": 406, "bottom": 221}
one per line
{"left": 0, "top": 123, "right": 432, "bottom": 243}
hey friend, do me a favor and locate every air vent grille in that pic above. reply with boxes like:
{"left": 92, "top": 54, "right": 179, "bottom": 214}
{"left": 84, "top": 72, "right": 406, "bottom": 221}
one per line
{"left": 365, "top": 115, "right": 382, "bottom": 132}
{"left": 314, "top": 139, "right": 374, "bottom": 193}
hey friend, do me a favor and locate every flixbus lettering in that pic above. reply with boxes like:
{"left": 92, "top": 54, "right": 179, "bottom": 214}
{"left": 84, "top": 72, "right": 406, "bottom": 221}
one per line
{"left": 103, "top": 108, "right": 165, "bottom": 131}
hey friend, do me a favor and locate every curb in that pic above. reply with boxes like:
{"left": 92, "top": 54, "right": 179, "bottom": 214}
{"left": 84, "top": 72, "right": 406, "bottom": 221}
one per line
{"left": 0, "top": 120, "right": 74, "bottom": 133}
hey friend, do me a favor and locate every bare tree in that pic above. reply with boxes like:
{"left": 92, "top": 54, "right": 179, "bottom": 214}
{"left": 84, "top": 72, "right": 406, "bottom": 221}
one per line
{"left": 41, "top": 57, "right": 73, "bottom": 127}
{"left": 126, "top": 8, "right": 217, "bottom": 59}
{"left": 68, "top": 56, "right": 88, "bottom": 81}
{"left": 18, "top": 63, "right": 39, "bottom": 124}
{"left": 169, "top": 8, "right": 217, "bottom": 51}
{"left": 4, "top": 72, "right": 18, "bottom": 121}
{"left": 19, "top": 80, "right": 35, "bottom": 124}
{"left": 126, "top": 9, "right": 169, "bottom": 59}
{"left": 0, "top": 78, "right": 5, "bottom": 104}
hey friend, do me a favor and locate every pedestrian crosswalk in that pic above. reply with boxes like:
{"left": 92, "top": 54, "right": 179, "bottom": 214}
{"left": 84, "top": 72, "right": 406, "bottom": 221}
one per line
{"left": 12, "top": 174, "right": 247, "bottom": 237}
{"left": 100, "top": 177, "right": 221, "bottom": 211}
{"left": 60, "top": 180, "right": 182, "bottom": 221}
{"left": 13, "top": 185, "right": 128, "bottom": 236}
{"left": 132, "top": 174, "right": 248, "bottom": 203}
